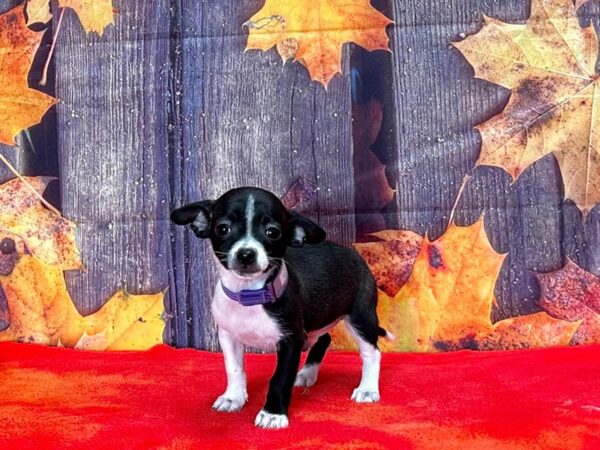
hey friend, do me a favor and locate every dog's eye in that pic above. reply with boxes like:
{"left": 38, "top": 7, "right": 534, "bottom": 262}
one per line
{"left": 215, "top": 224, "right": 230, "bottom": 237}
{"left": 265, "top": 227, "right": 281, "bottom": 240}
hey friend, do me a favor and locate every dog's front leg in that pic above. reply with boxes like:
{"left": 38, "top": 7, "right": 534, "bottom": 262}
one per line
{"left": 255, "top": 336, "right": 303, "bottom": 429}
{"left": 213, "top": 327, "right": 247, "bottom": 412}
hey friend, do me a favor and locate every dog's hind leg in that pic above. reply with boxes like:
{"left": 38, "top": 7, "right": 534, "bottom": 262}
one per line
{"left": 294, "top": 333, "right": 331, "bottom": 387}
{"left": 344, "top": 285, "right": 382, "bottom": 402}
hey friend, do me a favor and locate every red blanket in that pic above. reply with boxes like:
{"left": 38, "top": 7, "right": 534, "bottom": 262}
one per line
{"left": 1, "top": 342, "right": 599, "bottom": 449}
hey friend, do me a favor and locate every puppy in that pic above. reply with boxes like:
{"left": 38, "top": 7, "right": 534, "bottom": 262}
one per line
{"left": 171, "top": 187, "right": 392, "bottom": 429}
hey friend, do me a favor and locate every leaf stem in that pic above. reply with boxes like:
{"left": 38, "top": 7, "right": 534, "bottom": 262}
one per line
{"left": 40, "top": 8, "right": 65, "bottom": 87}
{"left": 448, "top": 174, "right": 471, "bottom": 226}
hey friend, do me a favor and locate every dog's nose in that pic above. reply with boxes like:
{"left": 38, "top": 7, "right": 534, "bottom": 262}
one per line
{"left": 236, "top": 248, "right": 257, "bottom": 265}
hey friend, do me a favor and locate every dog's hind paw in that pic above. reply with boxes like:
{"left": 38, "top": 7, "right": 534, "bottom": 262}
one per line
{"left": 351, "top": 388, "right": 380, "bottom": 403}
{"left": 254, "top": 410, "right": 289, "bottom": 429}
{"left": 294, "top": 363, "right": 320, "bottom": 388}
{"left": 212, "top": 392, "right": 247, "bottom": 412}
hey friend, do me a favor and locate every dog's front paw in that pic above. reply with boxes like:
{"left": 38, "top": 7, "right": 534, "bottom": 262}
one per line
{"left": 351, "top": 388, "right": 380, "bottom": 403}
{"left": 212, "top": 392, "right": 247, "bottom": 412}
{"left": 294, "top": 363, "right": 319, "bottom": 388}
{"left": 254, "top": 410, "right": 289, "bottom": 429}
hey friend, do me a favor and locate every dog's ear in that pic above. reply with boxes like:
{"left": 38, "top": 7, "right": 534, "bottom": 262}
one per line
{"left": 289, "top": 211, "right": 326, "bottom": 247}
{"left": 171, "top": 200, "right": 214, "bottom": 238}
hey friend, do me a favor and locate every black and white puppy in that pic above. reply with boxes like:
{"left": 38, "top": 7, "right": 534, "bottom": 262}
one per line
{"left": 171, "top": 187, "right": 392, "bottom": 429}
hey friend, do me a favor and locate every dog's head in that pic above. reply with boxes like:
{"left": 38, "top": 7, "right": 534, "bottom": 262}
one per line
{"left": 171, "top": 187, "right": 326, "bottom": 278}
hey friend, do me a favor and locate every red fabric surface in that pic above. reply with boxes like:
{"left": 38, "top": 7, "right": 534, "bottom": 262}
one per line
{"left": 1, "top": 343, "right": 599, "bottom": 449}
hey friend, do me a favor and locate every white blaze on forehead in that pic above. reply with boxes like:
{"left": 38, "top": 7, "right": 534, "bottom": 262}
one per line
{"left": 245, "top": 194, "right": 255, "bottom": 235}
{"left": 227, "top": 194, "right": 269, "bottom": 273}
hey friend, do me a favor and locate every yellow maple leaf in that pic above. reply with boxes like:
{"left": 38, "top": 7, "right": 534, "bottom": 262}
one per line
{"left": 0, "top": 255, "right": 165, "bottom": 350}
{"left": 59, "top": 0, "right": 114, "bottom": 36}
{"left": 245, "top": 0, "right": 392, "bottom": 86}
{"left": 396, "top": 220, "right": 506, "bottom": 351}
{"left": 26, "top": 0, "right": 52, "bottom": 25}
{"left": 0, "top": 5, "right": 57, "bottom": 145}
{"left": 25, "top": 0, "right": 114, "bottom": 34}
{"left": 0, "top": 177, "right": 81, "bottom": 270}
{"left": 454, "top": 0, "right": 600, "bottom": 213}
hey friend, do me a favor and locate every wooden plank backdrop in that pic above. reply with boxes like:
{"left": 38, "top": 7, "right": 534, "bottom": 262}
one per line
{"left": 51, "top": 0, "right": 353, "bottom": 349}
{"left": 1, "top": 0, "right": 599, "bottom": 346}
{"left": 53, "top": 1, "right": 172, "bottom": 324}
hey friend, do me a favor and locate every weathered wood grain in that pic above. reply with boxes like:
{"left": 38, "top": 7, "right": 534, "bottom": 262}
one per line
{"left": 169, "top": 0, "right": 354, "bottom": 349}
{"left": 54, "top": 1, "right": 172, "bottom": 343}
{"left": 387, "top": 0, "right": 600, "bottom": 320}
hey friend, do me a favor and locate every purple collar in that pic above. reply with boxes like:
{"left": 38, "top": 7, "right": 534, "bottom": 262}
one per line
{"left": 221, "top": 263, "right": 288, "bottom": 307}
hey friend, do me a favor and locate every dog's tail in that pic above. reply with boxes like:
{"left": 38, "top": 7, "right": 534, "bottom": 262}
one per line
{"left": 378, "top": 326, "right": 395, "bottom": 342}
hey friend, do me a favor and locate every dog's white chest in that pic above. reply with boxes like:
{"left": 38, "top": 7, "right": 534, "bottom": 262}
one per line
{"left": 212, "top": 285, "right": 283, "bottom": 351}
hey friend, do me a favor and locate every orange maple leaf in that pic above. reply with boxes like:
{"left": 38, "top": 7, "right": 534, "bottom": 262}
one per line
{"left": 454, "top": 0, "right": 600, "bottom": 213}
{"left": 0, "top": 5, "right": 57, "bottom": 145}
{"left": 244, "top": 0, "right": 392, "bottom": 86}
{"left": 0, "top": 177, "right": 81, "bottom": 270}
{"left": 0, "top": 254, "right": 165, "bottom": 350}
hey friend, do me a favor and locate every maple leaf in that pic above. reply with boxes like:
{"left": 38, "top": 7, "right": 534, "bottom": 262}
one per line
{"left": 0, "top": 255, "right": 165, "bottom": 350}
{"left": 26, "top": 0, "right": 52, "bottom": 26}
{"left": 59, "top": 0, "right": 114, "bottom": 36}
{"left": 244, "top": 0, "right": 392, "bottom": 86}
{"left": 454, "top": 0, "right": 600, "bottom": 213}
{"left": 0, "top": 177, "right": 81, "bottom": 270}
{"left": 0, "top": 5, "right": 57, "bottom": 145}
{"left": 335, "top": 219, "right": 579, "bottom": 352}
{"left": 25, "top": 0, "right": 114, "bottom": 34}
{"left": 353, "top": 230, "right": 422, "bottom": 297}
{"left": 537, "top": 260, "right": 600, "bottom": 345}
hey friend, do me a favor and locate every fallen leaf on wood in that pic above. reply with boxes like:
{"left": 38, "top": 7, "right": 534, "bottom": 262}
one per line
{"left": 537, "top": 260, "right": 600, "bottom": 345}
{"left": 0, "top": 5, "right": 57, "bottom": 145}
{"left": 245, "top": 0, "right": 392, "bottom": 86}
{"left": 399, "top": 220, "right": 506, "bottom": 351}
{"left": 26, "top": 0, "right": 52, "bottom": 25}
{"left": 353, "top": 230, "right": 423, "bottom": 297}
{"left": 0, "top": 177, "right": 81, "bottom": 270}
{"left": 454, "top": 0, "right": 600, "bottom": 213}
{"left": 59, "top": 0, "right": 114, "bottom": 35}
{"left": 0, "top": 255, "right": 165, "bottom": 350}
